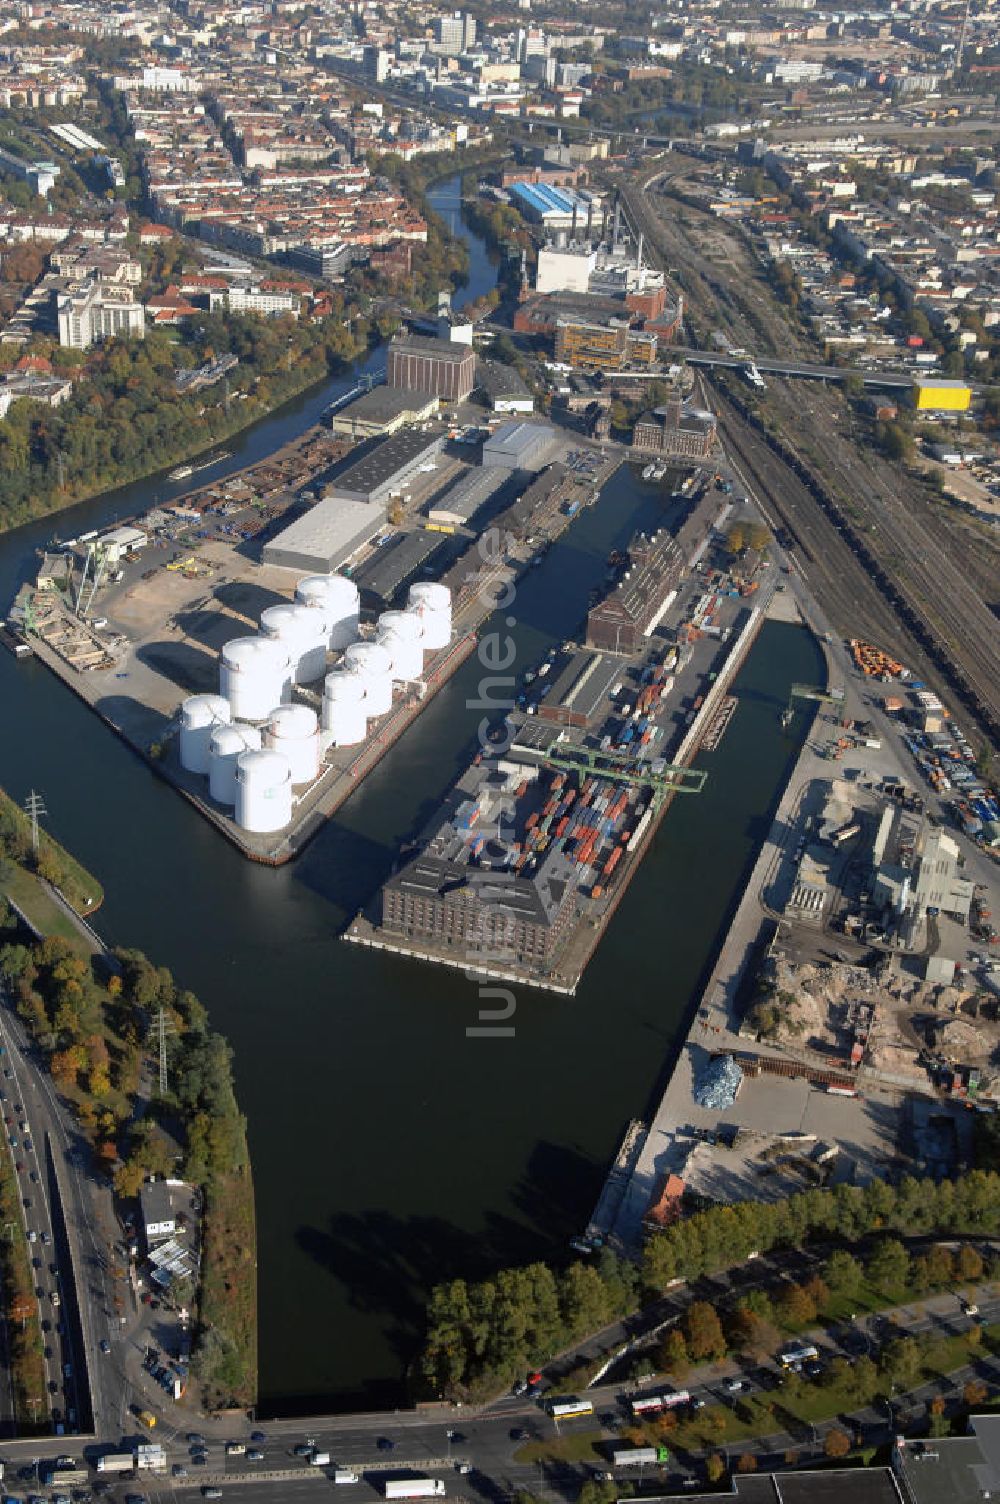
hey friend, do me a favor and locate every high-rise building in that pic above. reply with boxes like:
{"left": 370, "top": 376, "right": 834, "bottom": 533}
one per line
{"left": 387, "top": 335, "right": 476, "bottom": 400}
{"left": 363, "top": 45, "right": 390, "bottom": 81}
{"left": 433, "top": 11, "right": 476, "bottom": 54}
{"left": 56, "top": 281, "right": 145, "bottom": 349}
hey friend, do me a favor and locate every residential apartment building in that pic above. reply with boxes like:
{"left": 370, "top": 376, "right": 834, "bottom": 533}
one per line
{"left": 57, "top": 281, "right": 145, "bottom": 349}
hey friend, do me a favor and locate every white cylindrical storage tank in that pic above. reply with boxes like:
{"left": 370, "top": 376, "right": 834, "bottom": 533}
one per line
{"left": 407, "top": 582, "right": 452, "bottom": 651}
{"left": 179, "top": 694, "right": 232, "bottom": 775}
{"left": 260, "top": 603, "right": 328, "bottom": 684}
{"left": 378, "top": 609, "right": 423, "bottom": 643}
{"left": 220, "top": 636, "right": 292, "bottom": 721}
{"left": 263, "top": 704, "right": 321, "bottom": 785}
{"left": 295, "top": 574, "right": 360, "bottom": 651}
{"left": 377, "top": 625, "right": 423, "bottom": 682}
{"left": 234, "top": 748, "right": 292, "bottom": 834}
{"left": 208, "top": 722, "right": 262, "bottom": 806}
{"left": 343, "top": 641, "right": 394, "bottom": 718}
{"left": 322, "top": 671, "right": 367, "bottom": 746}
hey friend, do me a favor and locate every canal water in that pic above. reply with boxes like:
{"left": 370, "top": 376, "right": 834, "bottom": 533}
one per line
{"left": 0, "top": 178, "right": 823, "bottom": 1410}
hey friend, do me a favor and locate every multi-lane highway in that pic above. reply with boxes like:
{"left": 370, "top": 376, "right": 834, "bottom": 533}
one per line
{"left": 0, "top": 992, "right": 124, "bottom": 1439}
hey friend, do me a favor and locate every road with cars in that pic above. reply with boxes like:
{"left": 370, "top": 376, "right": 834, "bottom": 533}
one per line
{"left": 0, "top": 992, "right": 123, "bottom": 1440}
{"left": 0, "top": 1281, "right": 992, "bottom": 1504}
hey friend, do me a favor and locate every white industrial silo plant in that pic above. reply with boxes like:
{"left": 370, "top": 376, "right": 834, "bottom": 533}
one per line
{"left": 234, "top": 748, "right": 293, "bottom": 833}
{"left": 295, "top": 574, "right": 360, "bottom": 651}
{"left": 321, "top": 671, "right": 367, "bottom": 747}
{"left": 376, "top": 610, "right": 423, "bottom": 681}
{"left": 260, "top": 602, "right": 328, "bottom": 685}
{"left": 220, "top": 636, "right": 293, "bottom": 722}
{"left": 208, "top": 723, "right": 263, "bottom": 806}
{"left": 179, "top": 694, "right": 232, "bottom": 775}
{"left": 342, "top": 641, "right": 394, "bottom": 718}
{"left": 407, "top": 582, "right": 452, "bottom": 651}
{"left": 263, "top": 704, "right": 321, "bottom": 785}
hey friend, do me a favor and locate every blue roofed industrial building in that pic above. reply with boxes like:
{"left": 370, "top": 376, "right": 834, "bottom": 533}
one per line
{"left": 508, "top": 182, "right": 602, "bottom": 229}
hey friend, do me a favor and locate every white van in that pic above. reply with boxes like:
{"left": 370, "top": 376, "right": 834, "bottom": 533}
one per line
{"left": 335, "top": 1470, "right": 360, "bottom": 1484}
{"left": 311, "top": 1453, "right": 331, "bottom": 1468}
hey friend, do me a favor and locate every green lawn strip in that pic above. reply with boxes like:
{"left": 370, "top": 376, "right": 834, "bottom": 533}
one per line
{"left": 195, "top": 1156, "right": 258, "bottom": 1409}
{"left": 0, "top": 1126, "right": 47, "bottom": 1430}
{"left": 0, "top": 789, "right": 104, "bottom": 915}
{"left": 516, "top": 1430, "right": 606, "bottom": 1466}
{"left": 1, "top": 864, "right": 89, "bottom": 950}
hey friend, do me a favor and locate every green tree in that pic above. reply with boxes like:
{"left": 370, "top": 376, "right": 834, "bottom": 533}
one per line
{"left": 867, "top": 1238, "right": 910, "bottom": 1295}
{"left": 824, "top": 1250, "right": 862, "bottom": 1300}
{"left": 657, "top": 1326, "right": 689, "bottom": 1375}
{"left": 879, "top": 1335, "right": 922, "bottom": 1390}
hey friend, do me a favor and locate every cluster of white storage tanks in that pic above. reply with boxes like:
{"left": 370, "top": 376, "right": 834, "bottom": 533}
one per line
{"left": 180, "top": 570, "right": 452, "bottom": 833}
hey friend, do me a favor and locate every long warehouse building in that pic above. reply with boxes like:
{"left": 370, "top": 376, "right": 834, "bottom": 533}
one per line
{"left": 262, "top": 496, "right": 385, "bottom": 573}
{"left": 586, "top": 490, "right": 725, "bottom": 653}
{"left": 326, "top": 426, "right": 446, "bottom": 505}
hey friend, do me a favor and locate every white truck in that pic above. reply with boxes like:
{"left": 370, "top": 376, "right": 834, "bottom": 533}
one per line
{"left": 384, "top": 1481, "right": 446, "bottom": 1499}
{"left": 310, "top": 1452, "right": 332, "bottom": 1467}
{"left": 96, "top": 1453, "right": 136, "bottom": 1474}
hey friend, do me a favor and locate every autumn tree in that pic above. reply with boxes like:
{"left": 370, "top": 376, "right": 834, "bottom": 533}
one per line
{"left": 824, "top": 1428, "right": 851, "bottom": 1459}
{"left": 956, "top": 1245, "right": 984, "bottom": 1283}
{"left": 684, "top": 1302, "right": 727, "bottom": 1362}
{"left": 705, "top": 1454, "right": 726, "bottom": 1484}
{"left": 657, "top": 1327, "right": 689, "bottom": 1375}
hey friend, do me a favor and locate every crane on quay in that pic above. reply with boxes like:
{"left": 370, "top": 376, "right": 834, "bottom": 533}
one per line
{"left": 543, "top": 741, "right": 707, "bottom": 808}
{"left": 781, "top": 682, "right": 843, "bottom": 730}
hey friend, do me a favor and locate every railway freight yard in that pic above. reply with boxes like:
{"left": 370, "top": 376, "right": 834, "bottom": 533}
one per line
{"left": 7, "top": 409, "right": 618, "bottom": 862}
{"left": 616, "top": 159, "right": 1000, "bottom": 759}
{"left": 348, "top": 478, "right": 781, "bottom": 991}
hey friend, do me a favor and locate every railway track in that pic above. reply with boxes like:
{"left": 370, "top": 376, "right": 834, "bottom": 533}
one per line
{"left": 620, "top": 170, "right": 1000, "bottom": 750}
{"left": 715, "top": 389, "right": 1000, "bottom": 752}
{"left": 762, "top": 384, "right": 1000, "bottom": 727}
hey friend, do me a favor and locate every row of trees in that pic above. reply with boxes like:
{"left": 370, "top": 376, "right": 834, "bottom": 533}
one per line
{"left": 422, "top": 1248, "right": 638, "bottom": 1400}
{"left": 643, "top": 1172, "right": 1000, "bottom": 1290}
{"left": 421, "top": 1171, "right": 1000, "bottom": 1401}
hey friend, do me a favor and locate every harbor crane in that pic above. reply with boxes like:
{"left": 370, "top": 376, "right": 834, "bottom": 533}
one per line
{"left": 543, "top": 740, "right": 706, "bottom": 809}
{"left": 781, "top": 682, "right": 843, "bottom": 729}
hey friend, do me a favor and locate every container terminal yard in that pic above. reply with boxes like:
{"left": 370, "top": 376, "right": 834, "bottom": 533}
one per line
{"left": 348, "top": 478, "right": 777, "bottom": 992}
{"left": 5, "top": 405, "right": 619, "bottom": 863}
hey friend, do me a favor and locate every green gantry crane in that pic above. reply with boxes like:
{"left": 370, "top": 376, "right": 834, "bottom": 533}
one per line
{"left": 544, "top": 740, "right": 706, "bottom": 809}
{"left": 781, "top": 682, "right": 844, "bottom": 729}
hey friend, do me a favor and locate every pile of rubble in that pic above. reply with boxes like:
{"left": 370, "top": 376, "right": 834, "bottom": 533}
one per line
{"left": 694, "top": 1053, "right": 743, "bottom": 1110}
